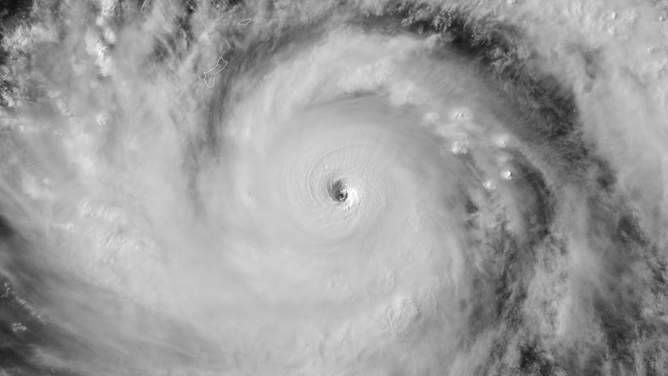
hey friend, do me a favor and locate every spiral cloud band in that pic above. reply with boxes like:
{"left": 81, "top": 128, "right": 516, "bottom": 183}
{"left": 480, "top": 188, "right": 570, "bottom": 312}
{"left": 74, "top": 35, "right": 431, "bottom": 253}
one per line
{"left": 1, "top": 0, "right": 668, "bottom": 375}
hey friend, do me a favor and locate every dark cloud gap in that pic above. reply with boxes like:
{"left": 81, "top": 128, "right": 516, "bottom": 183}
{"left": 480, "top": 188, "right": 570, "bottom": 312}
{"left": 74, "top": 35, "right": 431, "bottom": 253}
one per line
{"left": 0, "top": 0, "right": 33, "bottom": 41}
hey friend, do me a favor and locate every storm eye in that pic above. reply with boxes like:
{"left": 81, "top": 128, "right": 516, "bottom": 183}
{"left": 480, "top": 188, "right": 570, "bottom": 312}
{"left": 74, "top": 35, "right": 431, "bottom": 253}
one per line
{"left": 330, "top": 179, "right": 349, "bottom": 203}
{"left": 335, "top": 189, "right": 349, "bottom": 202}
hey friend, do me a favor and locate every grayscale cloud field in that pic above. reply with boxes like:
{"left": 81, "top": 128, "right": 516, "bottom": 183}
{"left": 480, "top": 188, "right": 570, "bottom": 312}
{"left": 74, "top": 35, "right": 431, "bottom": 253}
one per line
{"left": 0, "top": 0, "right": 667, "bottom": 375}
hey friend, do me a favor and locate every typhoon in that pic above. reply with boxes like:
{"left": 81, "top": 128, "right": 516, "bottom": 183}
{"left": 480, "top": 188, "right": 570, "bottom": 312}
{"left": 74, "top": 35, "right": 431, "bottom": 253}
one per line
{"left": 1, "top": 0, "right": 668, "bottom": 375}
